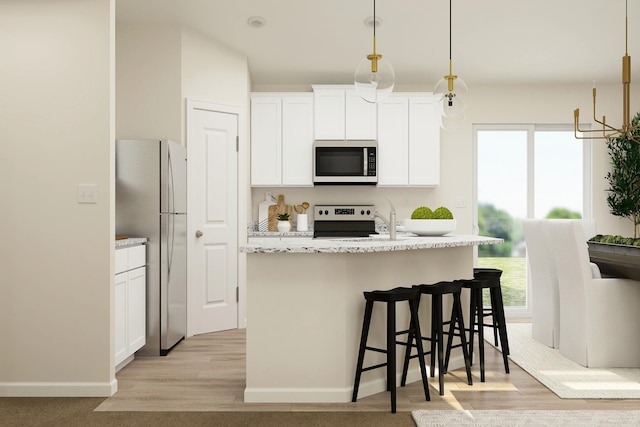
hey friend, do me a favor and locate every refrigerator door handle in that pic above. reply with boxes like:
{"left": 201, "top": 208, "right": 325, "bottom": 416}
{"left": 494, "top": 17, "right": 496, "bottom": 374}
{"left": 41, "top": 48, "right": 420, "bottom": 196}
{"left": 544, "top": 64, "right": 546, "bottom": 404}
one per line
{"left": 167, "top": 149, "right": 175, "bottom": 214}
{"left": 166, "top": 214, "right": 174, "bottom": 278}
{"left": 166, "top": 147, "right": 176, "bottom": 277}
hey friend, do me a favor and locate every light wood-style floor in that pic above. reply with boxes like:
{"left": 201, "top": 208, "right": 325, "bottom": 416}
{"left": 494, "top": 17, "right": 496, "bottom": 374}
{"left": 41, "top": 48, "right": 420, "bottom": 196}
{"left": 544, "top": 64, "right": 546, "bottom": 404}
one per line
{"left": 96, "top": 321, "right": 640, "bottom": 413}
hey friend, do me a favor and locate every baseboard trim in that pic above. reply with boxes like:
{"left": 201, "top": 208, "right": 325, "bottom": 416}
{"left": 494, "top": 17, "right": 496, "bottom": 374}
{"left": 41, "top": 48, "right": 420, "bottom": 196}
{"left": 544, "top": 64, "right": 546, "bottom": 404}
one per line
{"left": 0, "top": 379, "right": 117, "bottom": 397}
{"left": 244, "top": 355, "right": 465, "bottom": 403}
{"left": 244, "top": 386, "right": 352, "bottom": 403}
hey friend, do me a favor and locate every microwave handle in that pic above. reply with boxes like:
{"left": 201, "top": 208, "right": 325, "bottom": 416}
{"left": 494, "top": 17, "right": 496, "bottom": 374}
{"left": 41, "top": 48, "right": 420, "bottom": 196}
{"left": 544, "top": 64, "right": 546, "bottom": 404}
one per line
{"left": 363, "top": 148, "right": 367, "bottom": 176}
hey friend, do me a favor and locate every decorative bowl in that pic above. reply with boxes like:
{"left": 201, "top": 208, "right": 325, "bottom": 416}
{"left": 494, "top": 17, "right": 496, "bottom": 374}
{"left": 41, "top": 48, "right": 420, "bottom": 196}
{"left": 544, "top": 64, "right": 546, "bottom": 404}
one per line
{"left": 403, "top": 219, "right": 456, "bottom": 236}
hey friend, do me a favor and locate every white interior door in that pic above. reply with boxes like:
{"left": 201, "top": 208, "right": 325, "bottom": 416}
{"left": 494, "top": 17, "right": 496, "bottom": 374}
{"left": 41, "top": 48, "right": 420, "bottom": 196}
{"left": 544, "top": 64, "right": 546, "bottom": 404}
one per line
{"left": 187, "top": 101, "right": 238, "bottom": 335}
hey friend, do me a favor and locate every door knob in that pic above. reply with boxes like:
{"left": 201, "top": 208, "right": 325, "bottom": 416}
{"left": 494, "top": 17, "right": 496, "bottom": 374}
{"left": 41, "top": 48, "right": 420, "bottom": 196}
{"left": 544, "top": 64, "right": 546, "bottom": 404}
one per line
{"left": 195, "top": 230, "right": 203, "bottom": 238}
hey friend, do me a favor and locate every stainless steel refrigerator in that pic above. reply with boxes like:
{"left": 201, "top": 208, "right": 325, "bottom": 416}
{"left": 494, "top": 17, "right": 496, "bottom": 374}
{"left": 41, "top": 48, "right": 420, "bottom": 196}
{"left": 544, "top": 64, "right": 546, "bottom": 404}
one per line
{"left": 116, "top": 139, "right": 187, "bottom": 356}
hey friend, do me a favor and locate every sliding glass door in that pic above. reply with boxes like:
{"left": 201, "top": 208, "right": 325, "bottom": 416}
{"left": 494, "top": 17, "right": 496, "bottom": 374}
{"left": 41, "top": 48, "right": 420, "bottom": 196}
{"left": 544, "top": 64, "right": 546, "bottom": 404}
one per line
{"left": 474, "top": 125, "right": 591, "bottom": 317}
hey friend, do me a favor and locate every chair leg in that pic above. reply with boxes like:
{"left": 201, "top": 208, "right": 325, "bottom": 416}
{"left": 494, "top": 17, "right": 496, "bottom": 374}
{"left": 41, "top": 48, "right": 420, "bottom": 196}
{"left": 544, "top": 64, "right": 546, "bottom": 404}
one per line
{"left": 489, "top": 305, "right": 499, "bottom": 346}
{"left": 430, "top": 305, "right": 437, "bottom": 378}
{"left": 476, "top": 289, "right": 486, "bottom": 383}
{"left": 453, "top": 292, "right": 473, "bottom": 386}
{"left": 467, "top": 288, "right": 477, "bottom": 366}
{"left": 387, "top": 302, "right": 397, "bottom": 413}
{"left": 352, "top": 300, "right": 373, "bottom": 402}
{"left": 434, "top": 294, "right": 445, "bottom": 396}
{"left": 401, "top": 296, "right": 421, "bottom": 387}
{"left": 400, "top": 322, "right": 414, "bottom": 387}
{"left": 409, "top": 298, "right": 430, "bottom": 402}
{"left": 490, "top": 288, "right": 510, "bottom": 374}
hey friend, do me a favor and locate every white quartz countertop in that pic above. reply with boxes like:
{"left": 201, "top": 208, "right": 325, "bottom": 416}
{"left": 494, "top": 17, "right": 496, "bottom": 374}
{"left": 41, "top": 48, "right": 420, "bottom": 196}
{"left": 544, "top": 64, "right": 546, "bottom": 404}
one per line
{"left": 239, "top": 234, "right": 503, "bottom": 254}
{"left": 115, "top": 237, "right": 148, "bottom": 248}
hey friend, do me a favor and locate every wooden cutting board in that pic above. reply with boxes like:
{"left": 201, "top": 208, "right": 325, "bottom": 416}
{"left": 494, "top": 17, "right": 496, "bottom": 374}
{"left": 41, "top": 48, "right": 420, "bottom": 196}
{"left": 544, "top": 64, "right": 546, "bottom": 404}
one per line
{"left": 268, "top": 194, "right": 293, "bottom": 231}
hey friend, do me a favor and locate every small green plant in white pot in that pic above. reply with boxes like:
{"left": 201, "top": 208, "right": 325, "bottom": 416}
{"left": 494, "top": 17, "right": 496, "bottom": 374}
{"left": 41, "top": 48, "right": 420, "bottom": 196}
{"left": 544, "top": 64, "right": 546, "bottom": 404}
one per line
{"left": 276, "top": 213, "right": 291, "bottom": 232}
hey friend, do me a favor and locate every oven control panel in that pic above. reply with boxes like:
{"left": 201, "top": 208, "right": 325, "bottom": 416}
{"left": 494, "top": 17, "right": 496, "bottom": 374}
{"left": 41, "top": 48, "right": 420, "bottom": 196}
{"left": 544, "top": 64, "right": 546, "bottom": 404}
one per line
{"left": 314, "top": 205, "right": 375, "bottom": 221}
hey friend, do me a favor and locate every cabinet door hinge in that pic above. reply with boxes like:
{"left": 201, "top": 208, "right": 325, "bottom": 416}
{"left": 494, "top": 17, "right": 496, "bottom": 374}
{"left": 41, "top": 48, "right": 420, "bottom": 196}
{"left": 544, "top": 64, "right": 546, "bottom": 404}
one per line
{"left": 236, "top": 136, "right": 239, "bottom": 152}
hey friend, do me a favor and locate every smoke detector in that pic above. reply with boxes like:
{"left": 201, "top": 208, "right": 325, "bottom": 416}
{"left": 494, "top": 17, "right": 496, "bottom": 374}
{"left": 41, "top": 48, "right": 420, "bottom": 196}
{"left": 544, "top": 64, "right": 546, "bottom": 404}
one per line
{"left": 247, "top": 16, "right": 266, "bottom": 28}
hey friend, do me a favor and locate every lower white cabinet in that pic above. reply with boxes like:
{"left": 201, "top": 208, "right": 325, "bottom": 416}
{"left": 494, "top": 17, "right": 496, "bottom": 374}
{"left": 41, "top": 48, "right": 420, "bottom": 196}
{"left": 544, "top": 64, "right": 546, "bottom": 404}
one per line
{"left": 115, "top": 244, "right": 146, "bottom": 368}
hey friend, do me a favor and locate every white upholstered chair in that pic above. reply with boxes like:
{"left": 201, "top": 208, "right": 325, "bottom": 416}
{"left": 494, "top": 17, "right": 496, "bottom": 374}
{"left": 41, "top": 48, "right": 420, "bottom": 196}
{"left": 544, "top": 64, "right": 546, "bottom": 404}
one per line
{"left": 523, "top": 219, "right": 560, "bottom": 348}
{"left": 549, "top": 220, "right": 640, "bottom": 367}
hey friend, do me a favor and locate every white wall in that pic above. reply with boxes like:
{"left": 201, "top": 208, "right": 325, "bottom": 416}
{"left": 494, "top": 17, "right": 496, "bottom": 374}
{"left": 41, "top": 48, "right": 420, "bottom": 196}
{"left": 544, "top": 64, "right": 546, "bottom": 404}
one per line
{"left": 250, "top": 83, "right": 640, "bottom": 237}
{"left": 0, "top": 0, "right": 115, "bottom": 396}
{"left": 116, "top": 23, "right": 182, "bottom": 142}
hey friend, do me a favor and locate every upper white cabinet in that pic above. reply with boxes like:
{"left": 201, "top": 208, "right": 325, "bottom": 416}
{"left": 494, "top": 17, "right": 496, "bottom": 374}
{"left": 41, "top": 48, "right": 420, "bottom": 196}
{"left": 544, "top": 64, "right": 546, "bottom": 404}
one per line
{"left": 312, "top": 85, "right": 377, "bottom": 140}
{"left": 250, "top": 89, "right": 440, "bottom": 188}
{"left": 377, "top": 94, "right": 440, "bottom": 186}
{"left": 251, "top": 93, "right": 314, "bottom": 187}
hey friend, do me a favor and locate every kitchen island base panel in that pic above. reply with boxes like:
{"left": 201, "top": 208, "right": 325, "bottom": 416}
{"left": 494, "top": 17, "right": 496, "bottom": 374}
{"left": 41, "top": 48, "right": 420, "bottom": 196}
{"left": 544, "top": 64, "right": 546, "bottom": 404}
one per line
{"left": 244, "top": 248, "right": 473, "bottom": 403}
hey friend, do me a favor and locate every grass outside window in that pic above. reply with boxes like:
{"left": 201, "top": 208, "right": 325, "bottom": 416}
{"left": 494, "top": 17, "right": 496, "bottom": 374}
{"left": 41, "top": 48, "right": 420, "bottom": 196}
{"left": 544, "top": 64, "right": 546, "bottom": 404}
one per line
{"left": 477, "top": 257, "right": 526, "bottom": 307}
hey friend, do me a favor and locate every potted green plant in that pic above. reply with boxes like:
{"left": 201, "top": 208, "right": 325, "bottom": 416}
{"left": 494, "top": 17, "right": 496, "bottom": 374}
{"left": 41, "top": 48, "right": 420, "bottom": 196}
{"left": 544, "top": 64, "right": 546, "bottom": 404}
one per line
{"left": 604, "top": 111, "right": 640, "bottom": 238}
{"left": 276, "top": 213, "right": 291, "bottom": 232}
{"left": 587, "top": 111, "right": 640, "bottom": 279}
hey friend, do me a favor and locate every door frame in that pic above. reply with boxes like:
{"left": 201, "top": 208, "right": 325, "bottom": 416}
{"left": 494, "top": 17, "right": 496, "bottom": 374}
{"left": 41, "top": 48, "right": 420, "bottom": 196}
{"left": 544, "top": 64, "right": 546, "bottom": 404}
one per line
{"left": 185, "top": 99, "right": 248, "bottom": 336}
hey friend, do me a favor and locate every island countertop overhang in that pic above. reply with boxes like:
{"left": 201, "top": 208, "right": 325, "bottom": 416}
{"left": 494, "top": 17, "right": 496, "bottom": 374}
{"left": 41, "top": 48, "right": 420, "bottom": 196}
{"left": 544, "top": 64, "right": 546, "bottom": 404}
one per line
{"left": 239, "top": 234, "right": 503, "bottom": 254}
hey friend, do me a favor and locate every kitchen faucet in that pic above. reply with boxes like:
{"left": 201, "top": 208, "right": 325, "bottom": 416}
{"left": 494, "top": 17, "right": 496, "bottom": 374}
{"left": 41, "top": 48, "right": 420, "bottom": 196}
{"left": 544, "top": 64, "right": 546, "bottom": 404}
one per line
{"left": 371, "top": 199, "right": 397, "bottom": 241}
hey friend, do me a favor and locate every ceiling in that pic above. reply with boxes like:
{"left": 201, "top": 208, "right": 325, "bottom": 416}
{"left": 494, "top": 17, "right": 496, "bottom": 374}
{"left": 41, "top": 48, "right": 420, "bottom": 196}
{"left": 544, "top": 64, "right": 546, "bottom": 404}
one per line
{"left": 116, "top": 0, "right": 638, "bottom": 89}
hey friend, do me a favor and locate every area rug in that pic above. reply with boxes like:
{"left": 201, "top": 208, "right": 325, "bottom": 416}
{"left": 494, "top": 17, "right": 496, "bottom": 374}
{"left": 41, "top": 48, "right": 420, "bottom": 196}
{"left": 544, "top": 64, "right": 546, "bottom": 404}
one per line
{"left": 412, "top": 409, "right": 640, "bottom": 426}
{"left": 499, "top": 323, "right": 640, "bottom": 399}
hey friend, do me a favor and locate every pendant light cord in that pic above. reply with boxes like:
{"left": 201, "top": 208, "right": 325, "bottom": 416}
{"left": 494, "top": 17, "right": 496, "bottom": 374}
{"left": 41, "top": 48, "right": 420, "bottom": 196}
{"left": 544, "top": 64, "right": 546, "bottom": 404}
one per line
{"left": 449, "top": 0, "right": 452, "bottom": 61}
{"left": 373, "top": 0, "right": 376, "bottom": 37}
{"left": 625, "top": 0, "right": 628, "bottom": 55}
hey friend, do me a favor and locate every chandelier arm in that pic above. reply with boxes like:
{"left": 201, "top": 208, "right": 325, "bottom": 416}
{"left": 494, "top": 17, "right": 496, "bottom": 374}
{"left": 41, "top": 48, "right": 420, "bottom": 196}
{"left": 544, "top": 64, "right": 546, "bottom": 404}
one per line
{"left": 575, "top": 109, "right": 622, "bottom": 139}
{"left": 593, "top": 117, "right": 623, "bottom": 133}
{"left": 574, "top": 0, "right": 635, "bottom": 142}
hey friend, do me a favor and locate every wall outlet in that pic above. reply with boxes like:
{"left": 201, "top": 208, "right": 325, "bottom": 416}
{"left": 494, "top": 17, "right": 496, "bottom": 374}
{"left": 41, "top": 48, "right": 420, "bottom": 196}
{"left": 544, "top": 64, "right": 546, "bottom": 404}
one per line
{"left": 78, "top": 184, "right": 98, "bottom": 203}
{"left": 455, "top": 197, "right": 467, "bottom": 208}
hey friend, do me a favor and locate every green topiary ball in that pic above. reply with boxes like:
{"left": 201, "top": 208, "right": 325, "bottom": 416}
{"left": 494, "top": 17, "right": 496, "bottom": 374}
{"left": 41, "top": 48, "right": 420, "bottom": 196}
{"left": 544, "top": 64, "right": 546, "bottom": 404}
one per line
{"left": 432, "top": 206, "right": 454, "bottom": 219}
{"left": 411, "top": 206, "right": 433, "bottom": 219}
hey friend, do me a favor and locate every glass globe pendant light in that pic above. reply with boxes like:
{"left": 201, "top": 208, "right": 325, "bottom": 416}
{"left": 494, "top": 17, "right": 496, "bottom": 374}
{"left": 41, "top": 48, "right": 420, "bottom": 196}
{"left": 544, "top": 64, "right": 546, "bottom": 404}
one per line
{"left": 354, "top": 0, "right": 395, "bottom": 103}
{"left": 434, "top": 0, "right": 468, "bottom": 122}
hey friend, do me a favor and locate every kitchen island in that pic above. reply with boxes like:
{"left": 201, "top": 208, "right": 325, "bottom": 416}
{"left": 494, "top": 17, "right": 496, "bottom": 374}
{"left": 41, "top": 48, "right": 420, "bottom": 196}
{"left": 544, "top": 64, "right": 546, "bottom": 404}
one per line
{"left": 239, "top": 234, "right": 502, "bottom": 403}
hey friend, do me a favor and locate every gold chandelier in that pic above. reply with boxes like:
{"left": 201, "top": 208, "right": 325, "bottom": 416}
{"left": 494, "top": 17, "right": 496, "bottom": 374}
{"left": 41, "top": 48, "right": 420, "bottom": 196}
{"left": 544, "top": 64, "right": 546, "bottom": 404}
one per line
{"left": 574, "top": 0, "right": 640, "bottom": 142}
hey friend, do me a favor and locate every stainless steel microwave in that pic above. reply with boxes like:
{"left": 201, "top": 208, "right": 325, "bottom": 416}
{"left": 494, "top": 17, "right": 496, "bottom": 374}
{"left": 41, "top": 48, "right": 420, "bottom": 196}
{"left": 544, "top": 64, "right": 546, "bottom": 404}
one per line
{"left": 313, "top": 140, "right": 377, "bottom": 185}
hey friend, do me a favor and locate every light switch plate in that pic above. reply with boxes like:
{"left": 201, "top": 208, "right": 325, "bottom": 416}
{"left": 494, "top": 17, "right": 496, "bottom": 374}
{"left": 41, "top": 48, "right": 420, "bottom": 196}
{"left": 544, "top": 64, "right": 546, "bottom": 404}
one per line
{"left": 78, "top": 184, "right": 98, "bottom": 203}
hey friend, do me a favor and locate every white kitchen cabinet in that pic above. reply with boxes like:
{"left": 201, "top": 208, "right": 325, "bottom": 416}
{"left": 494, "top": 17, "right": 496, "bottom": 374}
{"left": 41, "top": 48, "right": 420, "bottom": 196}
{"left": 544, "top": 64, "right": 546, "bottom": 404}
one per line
{"left": 312, "top": 85, "right": 377, "bottom": 140}
{"left": 377, "top": 94, "right": 440, "bottom": 187}
{"left": 115, "top": 244, "right": 146, "bottom": 369}
{"left": 251, "top": 93, "right": 314, "bottom": 186}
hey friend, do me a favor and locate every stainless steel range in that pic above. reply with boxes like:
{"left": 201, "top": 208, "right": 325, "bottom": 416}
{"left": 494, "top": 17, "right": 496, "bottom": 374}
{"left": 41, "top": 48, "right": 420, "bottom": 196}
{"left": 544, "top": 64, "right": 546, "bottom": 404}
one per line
{"left": 313, "top": 204, "right": 376, "bottom": 238}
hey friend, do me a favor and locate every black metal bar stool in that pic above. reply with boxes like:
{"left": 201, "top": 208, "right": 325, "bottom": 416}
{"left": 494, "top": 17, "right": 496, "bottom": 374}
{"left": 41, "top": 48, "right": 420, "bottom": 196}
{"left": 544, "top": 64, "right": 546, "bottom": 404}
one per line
{"left": 352, "top": 286, "right": 430, "bottom": 413}
{"left": 400, "top": 281, "right": 473, "bottom": 396}
{"left": 455, "top": 275, "right": 509, "bottom": 383}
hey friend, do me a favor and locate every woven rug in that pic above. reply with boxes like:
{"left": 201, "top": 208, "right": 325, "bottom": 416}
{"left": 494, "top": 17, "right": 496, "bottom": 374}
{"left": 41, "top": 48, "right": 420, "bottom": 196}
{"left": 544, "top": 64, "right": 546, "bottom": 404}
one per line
{"left": 498, "top": 323, "right": 640, "bottom": 399}
{"left": 412, "top": 409, "right": 640, "bottom": 426}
